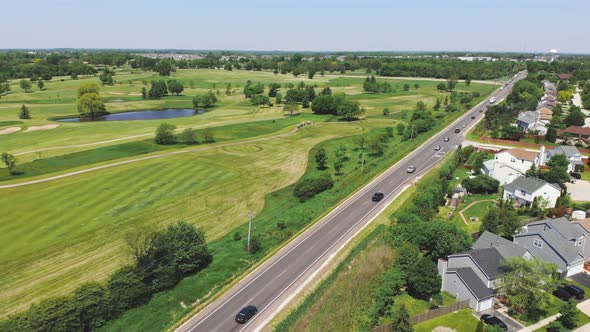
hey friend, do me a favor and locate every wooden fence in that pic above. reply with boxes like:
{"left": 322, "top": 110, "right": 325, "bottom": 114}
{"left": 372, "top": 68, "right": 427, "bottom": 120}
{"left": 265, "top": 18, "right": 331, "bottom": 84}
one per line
{"left": 370, "top": 300, "right": 470, "bottom": 332}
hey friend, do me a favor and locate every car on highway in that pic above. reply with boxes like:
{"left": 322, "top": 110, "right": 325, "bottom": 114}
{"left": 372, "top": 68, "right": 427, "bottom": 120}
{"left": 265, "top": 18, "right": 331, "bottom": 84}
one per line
{"left": 454, "top": 128, "right": 461, "bottom": 133}
{"left": 406, "top": 166, "right": 416, "bottom": 173}
{"left": 443, "top": 137, "right": 450, "bottom": 142}
{"left": 553, "top": 287, "right": 573, "bottom": 301}
{"left": 480, "top": 314, "right": 508, "bottom": 331}
{"left": 434, "top": 145, "right": 441, "bottom": 151}
{"left": 564, "top": 284, "right": 585, "bottom": 299}
{"left": 462, "top": 124, "right": 467, "bottom": 128}
{"left": 235, "top": 305, "right": 258, "bottom": 324}
{"left": 479, "top": 109, "right": 484, "bottom": 113}
{"left": 471, "top": 115, "right": 476, "bottom": 119}
{"left": 371, "top": 192, "right": 384, "bottom": 202}
{"left": 489, "top": 97, "right": 496, "bottom": 104}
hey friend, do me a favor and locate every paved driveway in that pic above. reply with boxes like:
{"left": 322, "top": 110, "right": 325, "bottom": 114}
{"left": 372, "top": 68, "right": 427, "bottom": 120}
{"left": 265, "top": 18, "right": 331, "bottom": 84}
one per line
{"left": 566, "top": 180, "right": 590, "bottom": 202}
{"left": 479, "top": 308, "right": 524, "bottom": 332}
{"left": 570, "top": 273, "right": 590, "bottom": 289}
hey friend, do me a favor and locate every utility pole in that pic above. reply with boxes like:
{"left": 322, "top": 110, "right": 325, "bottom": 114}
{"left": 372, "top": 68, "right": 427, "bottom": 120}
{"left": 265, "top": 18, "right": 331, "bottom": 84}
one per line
{"left": 247, "top": 210, "right": 255, "bottom": 252}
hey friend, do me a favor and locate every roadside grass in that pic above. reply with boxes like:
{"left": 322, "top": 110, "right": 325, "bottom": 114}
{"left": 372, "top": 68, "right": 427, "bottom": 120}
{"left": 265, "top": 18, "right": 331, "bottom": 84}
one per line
{"left": 0, "top": 114, "right": 322, "bottom": 181}
{"left": 413, "top": 309, "right": 479, "bottom": 332}
{"left": 274, "top": 225, "right": 393, "bottom": 332}
{"left": 532, "top": 312, "right": 590, "bottom": 332}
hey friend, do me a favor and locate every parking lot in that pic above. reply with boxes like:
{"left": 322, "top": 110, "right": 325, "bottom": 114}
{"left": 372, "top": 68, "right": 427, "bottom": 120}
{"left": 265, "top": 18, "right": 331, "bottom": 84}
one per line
{"left": 566, "top": 179, "right": 590, "bottom": 202}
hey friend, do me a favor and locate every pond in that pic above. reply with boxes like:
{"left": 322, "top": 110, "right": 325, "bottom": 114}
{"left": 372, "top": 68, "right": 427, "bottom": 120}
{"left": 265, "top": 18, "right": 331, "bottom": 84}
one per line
{"left": 57, "top": 109, "right": 201, "bottom": 122}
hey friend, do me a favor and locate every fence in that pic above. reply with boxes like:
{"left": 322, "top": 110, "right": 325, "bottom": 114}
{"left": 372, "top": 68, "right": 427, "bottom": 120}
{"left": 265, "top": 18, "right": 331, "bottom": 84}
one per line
{"left": 370, "top": 300, "right": 470, "bottom": 332}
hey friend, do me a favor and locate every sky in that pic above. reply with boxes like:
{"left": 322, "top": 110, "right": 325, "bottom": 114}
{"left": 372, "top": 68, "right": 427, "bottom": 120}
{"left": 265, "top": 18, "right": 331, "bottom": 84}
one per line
{"left": 1, "top": 0, "right": 589, "bottom": 54}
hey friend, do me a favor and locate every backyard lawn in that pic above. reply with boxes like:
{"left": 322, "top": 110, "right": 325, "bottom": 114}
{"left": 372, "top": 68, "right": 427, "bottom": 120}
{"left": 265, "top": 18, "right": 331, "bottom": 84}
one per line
{"left": 413, "top": 309, "right": 479, "bottom": 332}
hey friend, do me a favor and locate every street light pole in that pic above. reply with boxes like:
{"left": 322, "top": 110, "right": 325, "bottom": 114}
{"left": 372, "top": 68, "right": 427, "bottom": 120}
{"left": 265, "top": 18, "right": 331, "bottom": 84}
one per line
{"left": 247, "top": 210, "right": 255, "bottom": 252}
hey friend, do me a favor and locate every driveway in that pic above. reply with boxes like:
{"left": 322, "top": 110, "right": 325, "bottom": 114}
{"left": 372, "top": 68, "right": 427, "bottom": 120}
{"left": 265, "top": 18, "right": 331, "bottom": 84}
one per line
{"left": 570, "top": 273, "right": 590, "bottom": 289}
{"left": 479, "top": 308, "right": 524, "bottom": 332}
{"left": 566, "top": 180, "right": 590, "bottom": 202}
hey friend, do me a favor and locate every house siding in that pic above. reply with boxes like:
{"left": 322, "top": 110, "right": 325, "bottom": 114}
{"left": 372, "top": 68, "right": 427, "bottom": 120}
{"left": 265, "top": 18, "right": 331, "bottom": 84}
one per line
{"left": 442, "top": 273, "right": 480, "bottom": 310}
{"left": 514, "top": 234, "right": 568, "bottom": 272}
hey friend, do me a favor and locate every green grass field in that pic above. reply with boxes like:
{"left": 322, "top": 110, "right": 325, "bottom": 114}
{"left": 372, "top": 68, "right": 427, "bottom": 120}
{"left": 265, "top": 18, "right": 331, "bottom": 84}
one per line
{"left": 413, "top": 309, "right": 480, "bottom": 332}
{"left": 0, "top": 67, "right": 498, "bottom": 321}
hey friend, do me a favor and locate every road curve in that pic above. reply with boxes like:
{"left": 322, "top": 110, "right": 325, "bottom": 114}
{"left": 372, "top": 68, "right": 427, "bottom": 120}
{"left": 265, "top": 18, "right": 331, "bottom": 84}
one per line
{"left": 175, "top": 72, "right": 527, "bottom": 332}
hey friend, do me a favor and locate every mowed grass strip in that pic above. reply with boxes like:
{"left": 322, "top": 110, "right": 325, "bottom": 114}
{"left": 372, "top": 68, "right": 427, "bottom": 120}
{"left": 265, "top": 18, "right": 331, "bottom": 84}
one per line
{"left": 0, "top": 122, "right": 361, "bottom": 318}
{"left": 0, "top": 114, "right": 324, "bottom": 181}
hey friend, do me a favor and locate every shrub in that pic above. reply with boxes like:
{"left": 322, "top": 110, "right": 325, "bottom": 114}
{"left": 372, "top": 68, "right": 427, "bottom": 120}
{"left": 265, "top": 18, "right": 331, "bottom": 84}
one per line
{"left": 293, "top": 174, "right": 334, "bottom": 202}
{"left": 462, "top": 175, "right": 499, "bottom": 194}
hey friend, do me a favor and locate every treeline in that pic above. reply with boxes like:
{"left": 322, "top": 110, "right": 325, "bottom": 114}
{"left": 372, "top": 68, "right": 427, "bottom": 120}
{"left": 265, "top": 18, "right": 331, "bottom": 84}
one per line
{"left": 0, "top": 222, "right": 212, "bottom": 332}
{"left": 362, "top": 147, "right": 473, "bottom": 329}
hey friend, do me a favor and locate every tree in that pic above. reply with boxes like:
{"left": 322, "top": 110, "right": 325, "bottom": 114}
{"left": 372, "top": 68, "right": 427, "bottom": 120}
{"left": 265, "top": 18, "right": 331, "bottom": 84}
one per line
{"left": 337, "top": 100, "right": 364, "bottom": 120}
{"left": 333, "top": 145, "right": 347, "bottom": 176}
{"left": 395, "top": 242, "right": 420, "bottom": 279}
{"left": 155, "top": 123, "right": 177, "bottom": 145}
{"left": 437, "top": 82, "right": 446, "bottom": 91}
{"left": 389, "top": 221, "right": 471, "bottom": 260}
{"left": 396, "top": 123, "right": 405, "bottom": 136}
{"left": 167, "top": 80, "right": 184, "bottom": 95}
{"left": 148, "top": 80, "right": 168, "bottom": 99}
{"left": 314, "top": 147, "right": 328, "bottom": 170}
{"left": 20, "top": 79, "right": 32, "bottom": 92}
{"left": 156, "top": 60, "right": 174, "bottom": 76}
{"left": 480, "top": 203, "right": 520, "bottom": 237}
{"left": 391, "top": 304, "right": 413, "bottom": 332}
{"left": 77, "top": 92, "right": 106, "bottom": 117}
{"left": 283, "top": 102, "right": 297, "bottom": 116}
{"left": 544, "top": 154, "right": 570, "bottom": 185}
{"left": 406, "top": 256, "right": 441, "bottom": 299}
{"left": 545, "top": 127, "right": 557, "bottom": 143}
{"left": 366, "top": 267, "right": 404, "bottom": 327}
{"left": 385, "top": 127, "right": 394, "bottom": 138}
{"left": 192, "top": 92, "right": 218, "bottom": 108}
{"left": 275, "top": 92, "right": 283, "bottom": 104}
{"left": 480, "top": 205, "right": 501, "bottom": 234}
{"left": 203, "top": 128, "right": 215, "bottom": 143}
{"left": 251, "top": 94, "right": 271, "bottom": 106}
{"left": 525, "top": 164, "right": 539, "bottom": 178}
{"left": 382, "top": 107, "right": 390, "bottom": 116}
{"left": 78, "top": 82, "right": 100, "bottom": 97}
{"left": 434, "top": 98, "right": 441, "bottom": 111}
{"left": 141, "top": 87, "right": 147, "bottom": 99}
{"left": 181, "top": 128, "right": 197, "bottom": 144}
{"left": 99, "top": 70, "right": 114, "bottom": 85}
{"left": 293, "top": 174, "right": 334, "bottom": 202}
{"left": 499, "top": 257, "right": 558, "bottom": 317}
{"left": 565, "top": 109, "right": 586, "bottom": 126}
{"left": 27, "top": 296, "right": 81, "bottom": 332}
{"left": 414, "top": 83, "right": 420, "bottom": 89}
{"left": 558, "top": 298, "right": 580, "bottom": 329}
{"left": 74, "top": 282, "right": 110, "bottom": 330}
{"left": 465, "top": 78, "right": 471, "bottom": 86}
{"left": 1, "top": 152, "right": 17, "bottom": 175}
{"left": 18, "top": 104, "right": 31, "bottom": 119}
{"left": 37, "top": 79, "right": 45, "bottom": 90}
{"left": 447, "top": 78, "right": 457, "bottom": 91}
{"left": 403, "top": 83, "right": 410, "bottom": 91}
{"left": 368, "top": 136, "right": 386, "bottom": 156}
{"left": 108, "top": 266, "right": 151, "bottom": 315}
{"left": 462, "top": 175, "right": 500, "bottom": 194}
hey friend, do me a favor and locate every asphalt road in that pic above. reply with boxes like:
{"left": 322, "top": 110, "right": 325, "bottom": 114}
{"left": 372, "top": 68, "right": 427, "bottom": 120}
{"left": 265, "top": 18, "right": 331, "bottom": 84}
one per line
{"left": 176, "top": 71, "right": 528, "bottom": 332}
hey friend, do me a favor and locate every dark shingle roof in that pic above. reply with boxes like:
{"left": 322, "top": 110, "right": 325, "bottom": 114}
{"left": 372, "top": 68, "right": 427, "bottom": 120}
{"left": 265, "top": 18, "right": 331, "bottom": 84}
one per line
{"left": 473, "top": 231, "right": 529, "bottom": 258}
{"left": 447, "top": 267, "right": 494, "bottom": 300}
{"left": 467, "top": 248, "right": 507, "bottom": 279}
{"left": 504, "top": 176, "right": 561, "bottom": 193}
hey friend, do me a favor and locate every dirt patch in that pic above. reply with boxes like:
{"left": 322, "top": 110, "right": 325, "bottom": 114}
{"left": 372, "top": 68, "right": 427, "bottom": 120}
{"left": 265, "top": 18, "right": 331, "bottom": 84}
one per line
{"left": 24, "top": 125, "right": 59, "bottom": 132}
{"left": 433, "top": 327, "right": 457, "bottom": 332}
{"left": 0, "top": 127, "right": 21, "bottom": 135}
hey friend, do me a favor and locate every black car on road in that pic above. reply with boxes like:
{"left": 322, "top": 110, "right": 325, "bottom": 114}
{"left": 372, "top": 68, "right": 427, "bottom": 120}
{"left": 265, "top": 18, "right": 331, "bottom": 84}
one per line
{"left": 480, "top": 314, "right": 508, "bottom": 331}
{"left": 235, "top": 305, "right": 258, "bottom": 324}
{"left": 564, "top": 284, "right": 585, "bottom": 299}
{"left": 454, "top": 128, "right": 461, "bottom": 133}
{"left": 554, "top": 287, "right": 573, "bottom": 301}
{"left": 372, "top": 192, "right": 384, "bottom": 202}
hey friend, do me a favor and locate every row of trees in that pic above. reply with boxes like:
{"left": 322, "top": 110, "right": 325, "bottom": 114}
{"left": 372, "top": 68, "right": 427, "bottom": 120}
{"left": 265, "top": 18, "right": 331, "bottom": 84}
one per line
{"left": 0, "top": 222, "right": 212, "bottom": 331}
{"left": 141, "top": 79, "right": 185, "bottom": 99}
{"left": 155, "top": 123, "right": 215, "bottom": 145}
{"left": 363, "top": 76, "right": 391, "bottom": 93}
{"left": 311, "top": 94, "right": 364, "bottom": 120}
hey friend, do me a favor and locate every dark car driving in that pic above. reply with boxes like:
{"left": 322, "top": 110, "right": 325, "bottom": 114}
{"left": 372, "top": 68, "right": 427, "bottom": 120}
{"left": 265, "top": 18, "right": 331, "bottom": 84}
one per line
{"left": 454, "top": 128, "right": 461, "bottom": 133}
{"left": 480, "top": 314, "right": 508, "bottom": 331}
{"left": 564, "top": 284, "right": 585, "bottom": 299}
{"left": 554, "top": 287, "right": 573, "bottom": 301}
{"left": 235, "top": 305, "right": 258, "bottom": 324}
{"left": 372, "top": 192, "right": 384, "bottom": 202}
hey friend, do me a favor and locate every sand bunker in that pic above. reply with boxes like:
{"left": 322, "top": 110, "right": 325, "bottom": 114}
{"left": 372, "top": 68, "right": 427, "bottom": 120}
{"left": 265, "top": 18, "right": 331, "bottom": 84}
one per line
{"left": 25, "top": 124, "right": 59, "bottom": 132}
{"left": 432, "top": 327, "right": 457, "bottom": 332}
{"left": 0, "top": 127, "right": 21, "bottom": 135}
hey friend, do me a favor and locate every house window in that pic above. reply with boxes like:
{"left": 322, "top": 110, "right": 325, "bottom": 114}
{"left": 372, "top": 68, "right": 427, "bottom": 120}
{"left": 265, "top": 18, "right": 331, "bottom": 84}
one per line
{"left": 510, "top": 158, "right": 516, "bottom": 163}
{"left": 578, "top": 237, "right": 584, "bottom": 246}
{"left": 533, "top": 239, "right": 543, "bottom": 248}
{"left": 520, "top": 190, "right": 527, "bottom": 196}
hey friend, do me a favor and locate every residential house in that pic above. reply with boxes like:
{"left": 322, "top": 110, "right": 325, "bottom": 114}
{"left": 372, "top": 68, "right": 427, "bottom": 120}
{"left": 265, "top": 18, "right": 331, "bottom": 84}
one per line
{"left": 537, "top": 107, "right": 553, "bottom": 124}
{"left": 482, "top": 148, "right": 539, "bottom": 185}
{"left": 502, "top": 176, "right": 561, "bottom": 208}
{"left": 438, "top": 231, "right": 531, "bottom": 311}
{"left": 557, "top": 126, "right": 590, "bottom": 143}
{"left": 514, "top": 218, "right": 589, "bottom": 276}
{"left": 517, "top": 111, "right": 547, "bottom": 135}
{"left": 545, "top": 146, "right": 586, "bottom": 172}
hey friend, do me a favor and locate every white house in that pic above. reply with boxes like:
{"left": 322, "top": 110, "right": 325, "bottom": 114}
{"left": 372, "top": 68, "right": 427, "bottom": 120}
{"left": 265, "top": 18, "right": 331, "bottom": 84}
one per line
{"left": 545, "top": 146, "right": 586, "bottom": 173}
{"left": 482, "top": 148, "right": 540, "bottom": 185}
{"left": 503, "top": 176, "right": 561, "bottom": 208}
{"left": 517, "top": 111, "right": 548, "bottom": 135}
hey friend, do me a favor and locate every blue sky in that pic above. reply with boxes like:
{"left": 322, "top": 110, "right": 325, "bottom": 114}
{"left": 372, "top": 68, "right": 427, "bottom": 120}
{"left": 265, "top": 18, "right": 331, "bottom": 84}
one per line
{"left": 2, "top": 0, "right": 589, "bottom": 53}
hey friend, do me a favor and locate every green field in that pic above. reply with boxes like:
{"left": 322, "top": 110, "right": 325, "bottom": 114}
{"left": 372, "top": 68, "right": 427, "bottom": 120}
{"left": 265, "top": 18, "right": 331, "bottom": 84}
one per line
{"left": 413, "top": 309, "right": 479, "bottom": 332}
{"left": 0, "top": 68, "right": 497, "bottom": 320}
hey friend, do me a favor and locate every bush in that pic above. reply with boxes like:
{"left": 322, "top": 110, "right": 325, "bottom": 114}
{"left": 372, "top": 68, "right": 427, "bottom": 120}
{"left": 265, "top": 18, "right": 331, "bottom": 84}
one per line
{"left": 107, "top": 266, "right": 151, "bottom": 315}
{"left": 462, "top": 175, "right": 499, "bottom": 194}
{"left": 293, "top": 174, "right": 334, "bottom": 202}
{"left": 155, "top": 123, "right": 177, "bottom": 145}
{"left": 233, "top": 231, "right": 242, "bottom": 241}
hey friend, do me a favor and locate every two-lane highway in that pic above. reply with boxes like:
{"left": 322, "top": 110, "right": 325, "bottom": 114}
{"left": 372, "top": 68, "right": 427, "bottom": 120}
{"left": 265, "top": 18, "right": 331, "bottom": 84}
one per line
{"left": 176, "top": 71, "right": 527, "bottom": 332}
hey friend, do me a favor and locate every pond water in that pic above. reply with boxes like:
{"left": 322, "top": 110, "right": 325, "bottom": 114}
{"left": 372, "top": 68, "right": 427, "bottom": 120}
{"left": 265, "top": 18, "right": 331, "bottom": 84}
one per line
{"left": 57, "top": 109, "right": 201, "bottom": 122}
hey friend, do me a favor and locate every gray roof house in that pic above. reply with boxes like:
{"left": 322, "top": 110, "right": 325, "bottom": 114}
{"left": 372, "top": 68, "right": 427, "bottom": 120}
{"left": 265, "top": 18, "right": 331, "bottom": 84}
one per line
{"left": 438, "top": 232, "right": 530, "bottom": 312}
{"left": 514, "top": 218, "right": 590, "bottom": 276}
{"left": 545, "top": 146, "right": 586, "bottom": 172}
{"left": 517, "top": 111, "right": 547, "bottom": 135}
{"left": 439, "top": 218, "right": 590, "bottom": 313}
{"left": 503, "top": 176, "right": 561, "bottom": 208}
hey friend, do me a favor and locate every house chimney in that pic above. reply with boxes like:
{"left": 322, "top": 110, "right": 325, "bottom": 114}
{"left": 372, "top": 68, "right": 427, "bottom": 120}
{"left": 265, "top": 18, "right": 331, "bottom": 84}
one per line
{"left": 538, "top": 145, "right": 546, "bottom": 166}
